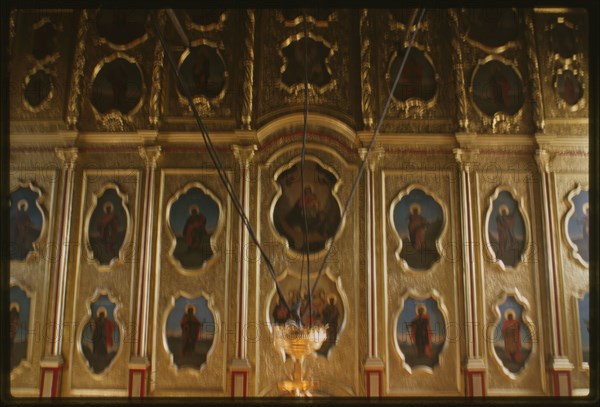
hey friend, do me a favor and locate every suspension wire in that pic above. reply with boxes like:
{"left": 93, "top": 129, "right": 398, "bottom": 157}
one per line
{"left": 153, "top": 11, "right": 292, "bottom": 313}
{"left": 299, "top": 9, "right": 313, "bottom": 328}
{"left": 311, "top": 8, "right": 427, "bottom": 296}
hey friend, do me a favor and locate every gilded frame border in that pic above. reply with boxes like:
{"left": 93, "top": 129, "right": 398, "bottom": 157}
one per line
{"left": 264, "top": 267, "right": 349, "bottom": 361}
{"left": 83, "top": 181, "right": 133, "bottom": 271}
{"left": 164, "top": 181, "right": 225, "bottom": 276}
{"left": 487, "top": 288, "right": 537, "bottom": 381}
{"left": 482, "top": 185, "right": 532, "bottom": 272}
{"left": 75, "top": 288, "right": 125, "bottom": 379}
{"left": 268, "top": 154, "right": 345, "bottom": 262}
{"left": 9, "top": 181, "right": 47, "bottom": 264}
{"left": 388, "top": 183, "right": 448, "bottom": 274}
{"left": 161, "top": 290, "right": 221, "bottom": 375}
{"left": 277, "top": 31, "right": 338, "bottom": 96}
{"left": 469, "top": 55, "right": 525, "bottom": 133}
{"left": 9, "top": 278, "right": 36, "bottom": 380}
{"left": 562, "top": 183, "right": 589, "bottom": 268}
{"left": 391, "top": 288, "right": 450, "bottom": 376}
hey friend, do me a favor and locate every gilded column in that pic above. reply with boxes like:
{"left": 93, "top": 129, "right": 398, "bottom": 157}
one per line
{"left": 525, "top": 11, "right": 546, "bottom": 133}
{"left": 241, "top": 10, "right": 255, "bottom": 130}
{"left": 454, "top": 148, "right": 485, "bottom": 397}
{"left": 66, "top": 10, "right": 88, "bottom": 130}
{"left": 449, "top": 9, "right": 469, "bottom": 132}
{"left": 229, "top": 144, "right": 257, "bottom": 397}
{"left": 149, "top": 11, "right": 167, "bottom": 128}
{"left": 40, "top": 148, "right": 78, "bottom": 398}
{"left": 359, "top": 146, "right": 384, "bottom": 397}
{"left": 534, "top": 147, "right": 573, "bottom": 396}
{"left": 360, "top": 9, "right": 374, "bottom": 130}
{"left": 128, "top": 146, "right": 162, "bottom": 398}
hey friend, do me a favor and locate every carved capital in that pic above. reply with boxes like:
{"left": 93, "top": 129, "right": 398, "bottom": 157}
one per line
{"left": 138, "top": 146, "right": 162, "bottom": 168}
{"left": 534, "top": 149, "right": 553, "bottom": 173}
{"left": 55, "top": 147, "right": 78, "bottom": 169}
{"left": 358, "top": 146, "right": 385, "bottom": 171}
{"left": 453, "top": 148, "right": 479, "bottom": 173}
{"left": 232, "top": 144, "right": 257, "bottom": 169}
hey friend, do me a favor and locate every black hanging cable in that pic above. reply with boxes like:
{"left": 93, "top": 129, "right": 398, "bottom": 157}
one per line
{"left": 310, "top": 8, "right": 427, "bottom": 296}
{"left": 153, "top": 11, "right": 291, "bottom": 313}
{"left": 300, "top": 9, "right": 313, "bottom": 328}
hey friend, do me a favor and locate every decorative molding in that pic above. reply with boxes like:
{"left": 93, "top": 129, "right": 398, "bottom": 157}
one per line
{"left": 66, "top": 10, "right": 89, "bottom": 129}
{"left": 524, "top": 10, "right": 545, "bottom": 132}
{"left": 241, "top": 10, "right": 255, "bottom": 130}
{"left": 360, "top": 9, "right": 374, "bottom": 130}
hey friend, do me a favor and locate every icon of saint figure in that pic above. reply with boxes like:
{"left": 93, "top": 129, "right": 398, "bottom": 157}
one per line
{"left": 487, "top": 64, "right": 510, "bottom": 110}
{"left": 408, "top": 203, "right": 427, "bottom": 251}
{"left": 496, "top": 204, "right": 515, "bottom": 258}
{"left": 183, "top": 205, "right": 208, "bottom": 253}
{"left": 11, "top": 199, "right": 35, "bottom": 259}
{"left": 180, "top": 305, "right": 201, "bottom": 356}
{"left": 272, "top": 297, "right": 290, "bottom": 324}
{"left": 92, "top": 307, "right": 115, "bottom": 356}
{"left": 502, "top": 309, "right": 521, "bottom": 363}
{"left": 10, "top": 303, "right": 20, "bottom": 351}
{"left": 322, "top": 295, "right": 340, "bottom": 344}
{"left": 581, "top": 202, "right": 589, "bottom": 243}
{"left": 98, "top": 201, "right": 120, "bottom": 258}
{"left": 410, "top": 304, "right": 431, "bottom": 358}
